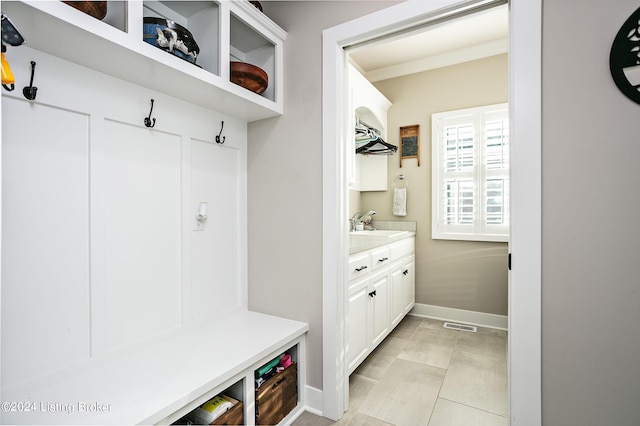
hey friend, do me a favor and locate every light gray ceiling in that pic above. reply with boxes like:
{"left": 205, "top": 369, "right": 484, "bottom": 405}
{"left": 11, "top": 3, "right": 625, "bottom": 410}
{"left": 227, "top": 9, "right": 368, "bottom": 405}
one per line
{"left": 348, "top": 4, "right": 508, "bottom": 82}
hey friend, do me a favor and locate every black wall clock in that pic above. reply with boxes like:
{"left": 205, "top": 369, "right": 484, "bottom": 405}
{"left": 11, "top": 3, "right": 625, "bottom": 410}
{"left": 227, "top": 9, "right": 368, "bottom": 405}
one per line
{"left": 610, "top": 7, "right": 640, "bottom": 105}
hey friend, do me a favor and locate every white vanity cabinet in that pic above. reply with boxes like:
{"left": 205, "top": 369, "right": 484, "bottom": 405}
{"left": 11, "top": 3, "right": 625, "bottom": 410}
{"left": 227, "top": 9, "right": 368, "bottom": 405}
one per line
{"left": 347, "top": 236, "right": 415, "bottom": 375}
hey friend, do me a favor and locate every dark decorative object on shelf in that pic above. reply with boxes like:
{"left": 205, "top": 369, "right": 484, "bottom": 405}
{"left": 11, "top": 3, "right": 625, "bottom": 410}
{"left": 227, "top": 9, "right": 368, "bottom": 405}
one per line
{"left": 609, "top": 6, "right": 640, "bottom": 105}
{"left": 230, "top": 61, "right": 268, "bottom": 95}
{"left": 143, "top": 17, "right": 200, "bottom": 65}
{"left": 249, "top": 1, "right": 263, "bottom": 12}
{"left": 62, "top": 1, "right": 107, "bottom": 20}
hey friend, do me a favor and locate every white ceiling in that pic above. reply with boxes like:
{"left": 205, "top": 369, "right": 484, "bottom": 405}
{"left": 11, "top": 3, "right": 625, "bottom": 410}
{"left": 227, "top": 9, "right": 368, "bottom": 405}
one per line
{"left": 348, "top": 4, "right": 509, "bottom": 82}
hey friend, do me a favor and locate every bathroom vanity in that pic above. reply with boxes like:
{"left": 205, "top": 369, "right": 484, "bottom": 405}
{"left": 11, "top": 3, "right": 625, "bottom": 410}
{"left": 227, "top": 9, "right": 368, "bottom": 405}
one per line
{"left": 347, "top": 231, "right": 415, "bottom": 374}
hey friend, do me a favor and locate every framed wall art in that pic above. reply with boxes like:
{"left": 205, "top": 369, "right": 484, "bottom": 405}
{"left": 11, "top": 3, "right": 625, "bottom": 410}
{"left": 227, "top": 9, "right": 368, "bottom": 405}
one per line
{"left": 400, "top": 124, "right": 420, "bottom": 167}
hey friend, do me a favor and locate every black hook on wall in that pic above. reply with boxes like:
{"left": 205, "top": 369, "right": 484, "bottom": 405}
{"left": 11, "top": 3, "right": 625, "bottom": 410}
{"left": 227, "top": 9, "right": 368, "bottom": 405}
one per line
{"left": 144, "top": 98, "right": 156, "bottom": 128}
{"left": 22, "top": 61, "right": 37, "bottom": 100}
{"left": 216, "top": 121, "right": 225, "bottom": 144}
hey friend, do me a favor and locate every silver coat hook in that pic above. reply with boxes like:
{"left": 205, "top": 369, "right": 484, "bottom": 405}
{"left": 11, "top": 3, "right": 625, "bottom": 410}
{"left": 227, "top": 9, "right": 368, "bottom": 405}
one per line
{"left": 144, "top": 98, "right": 156, "bottom": 128}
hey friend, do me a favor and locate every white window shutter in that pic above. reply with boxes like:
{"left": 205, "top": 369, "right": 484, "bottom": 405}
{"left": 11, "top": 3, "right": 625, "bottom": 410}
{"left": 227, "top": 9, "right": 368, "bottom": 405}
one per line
{"left": 432, "top": 103, "right": 509, "bottom": 242}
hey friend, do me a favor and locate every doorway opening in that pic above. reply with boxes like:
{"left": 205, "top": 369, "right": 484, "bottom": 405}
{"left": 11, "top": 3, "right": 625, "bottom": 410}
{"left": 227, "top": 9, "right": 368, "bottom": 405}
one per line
{"left": 322, "top": 0, "right": 541, "bottom": 424}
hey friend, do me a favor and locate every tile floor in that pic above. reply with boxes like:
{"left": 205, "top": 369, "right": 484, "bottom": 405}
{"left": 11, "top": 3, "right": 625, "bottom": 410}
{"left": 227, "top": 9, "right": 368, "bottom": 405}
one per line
{"left": 293, "top": 316, "right": 507, "bottom": 426}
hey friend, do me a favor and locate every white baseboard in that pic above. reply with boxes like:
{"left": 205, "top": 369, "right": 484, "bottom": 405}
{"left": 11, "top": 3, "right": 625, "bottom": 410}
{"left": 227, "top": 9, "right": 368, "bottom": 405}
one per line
{"left": 282, "top": 386, "right": 323, "bottom": 425}
{"left": 303, "top": 385, "right": 323, "bottom": 416}
{"left": 410, "top": 303, "right": 508, "bottom": 330}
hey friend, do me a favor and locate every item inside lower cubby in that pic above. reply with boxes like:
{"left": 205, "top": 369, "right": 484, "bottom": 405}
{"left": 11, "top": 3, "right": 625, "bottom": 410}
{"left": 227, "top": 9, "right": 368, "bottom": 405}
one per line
{"left": 173, "top": 380, "right": 244, "bottom": 425}
{"left": 254, "top": 347, "right": 298, "bottom": 425}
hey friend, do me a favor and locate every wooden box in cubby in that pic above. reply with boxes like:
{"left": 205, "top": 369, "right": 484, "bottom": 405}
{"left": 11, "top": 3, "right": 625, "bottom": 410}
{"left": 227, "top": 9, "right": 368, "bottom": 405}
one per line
{"left": 211, "top": 400, "right": 243, "bottom": 425}
{"left": 255, "top": 363, "right": 297, "bottom": 425}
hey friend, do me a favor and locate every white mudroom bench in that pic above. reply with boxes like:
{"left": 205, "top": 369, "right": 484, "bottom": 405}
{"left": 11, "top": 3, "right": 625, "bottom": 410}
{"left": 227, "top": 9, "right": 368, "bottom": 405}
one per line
{"left": 1, "top": 310, "right": 308, "bottom": 425}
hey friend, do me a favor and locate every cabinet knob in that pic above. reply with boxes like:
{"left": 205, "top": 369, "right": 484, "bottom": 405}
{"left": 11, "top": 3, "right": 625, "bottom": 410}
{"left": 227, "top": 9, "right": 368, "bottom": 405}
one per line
{"left": 403, "top": 269, "right": 409, "bottom": 275}
{"left": 355, "top": 265, "right": 368, "bottom": 272}
{"left": 378, "top": 257, "right": 388, "bottom": 263}
{"left": 368, "top": 290, "right": 377, "bottom": 297}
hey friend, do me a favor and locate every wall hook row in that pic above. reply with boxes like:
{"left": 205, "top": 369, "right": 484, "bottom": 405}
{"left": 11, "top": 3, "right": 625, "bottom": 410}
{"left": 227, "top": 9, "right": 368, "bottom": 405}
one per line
{"left": 216, "top": 121, "right": 225, "bottom": 144}
{"left": 22, "top": 60, "right": 37, "bottom": 100}
{"left": 144, "top": 98, "right": 156, "bottom": 128}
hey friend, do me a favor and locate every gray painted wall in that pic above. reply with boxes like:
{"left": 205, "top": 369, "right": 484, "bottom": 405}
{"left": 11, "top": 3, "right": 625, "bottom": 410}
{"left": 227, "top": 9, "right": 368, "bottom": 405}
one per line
{"left": 248, "top": 0, "right": 640, "bottom": 422}
{"left": 363, "top": 54, "right": 509, "bottom": 316}
{"left": 247, "top": 0, "right": 400, "bottom": 391}
{"left": 542, "top": 1, "right": 640, "bottom": 424}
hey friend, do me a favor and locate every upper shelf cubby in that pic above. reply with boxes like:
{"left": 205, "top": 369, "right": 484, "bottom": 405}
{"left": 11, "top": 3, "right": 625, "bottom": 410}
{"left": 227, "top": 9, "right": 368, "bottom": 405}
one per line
{"left": 0, "top": 1, "right": 286, "bottom": 121}
{"left": 142, "top": 1, "right": 221, "bottom": 76}
{"left": 230, "top": 12, "right": 276, "bottom": 102}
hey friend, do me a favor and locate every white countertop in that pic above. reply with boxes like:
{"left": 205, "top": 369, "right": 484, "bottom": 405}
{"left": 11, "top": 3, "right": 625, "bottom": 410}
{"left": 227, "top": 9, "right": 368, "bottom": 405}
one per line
{"left": 349, "top": 230, "right": 416, "bottom": 255}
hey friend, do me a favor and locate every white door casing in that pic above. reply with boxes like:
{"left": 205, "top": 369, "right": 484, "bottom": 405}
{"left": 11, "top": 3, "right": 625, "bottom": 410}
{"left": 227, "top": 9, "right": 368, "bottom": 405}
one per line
{"left": 322, "top": 0, "right": 542, "bottom": 424}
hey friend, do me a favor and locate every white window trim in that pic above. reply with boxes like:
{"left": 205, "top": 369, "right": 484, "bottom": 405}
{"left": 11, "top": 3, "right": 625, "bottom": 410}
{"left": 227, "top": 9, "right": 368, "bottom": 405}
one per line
{"left": 432, "top": 103, "right": 509, "bottom": 243}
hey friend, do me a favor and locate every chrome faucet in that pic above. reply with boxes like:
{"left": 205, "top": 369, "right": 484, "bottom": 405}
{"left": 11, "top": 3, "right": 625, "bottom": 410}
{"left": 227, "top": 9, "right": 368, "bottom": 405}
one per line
{"left": 350, "top": 210, "right": 376, "bottom": 231}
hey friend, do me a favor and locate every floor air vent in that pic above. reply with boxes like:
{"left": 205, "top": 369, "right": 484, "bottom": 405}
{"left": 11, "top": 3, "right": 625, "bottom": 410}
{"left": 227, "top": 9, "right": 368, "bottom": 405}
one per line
{"left": 443, "top": 322, "right": 477, "bottom": 332}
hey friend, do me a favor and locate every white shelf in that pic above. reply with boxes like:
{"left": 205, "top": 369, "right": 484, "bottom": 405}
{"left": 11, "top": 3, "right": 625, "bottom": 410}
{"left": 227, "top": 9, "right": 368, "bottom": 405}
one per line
{"left": 1, "top": 0, "right": 286, "bottom": 122}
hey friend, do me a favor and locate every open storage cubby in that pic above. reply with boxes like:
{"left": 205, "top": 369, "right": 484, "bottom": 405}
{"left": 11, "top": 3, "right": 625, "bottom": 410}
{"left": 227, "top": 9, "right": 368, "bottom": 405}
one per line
{"left": 142, "top": 0, "right": 221, "bottom": 76}
{"left": 1, "top": 0, "right": 286, "bottom": 121}
{"left": 230, "top": 12, "right": 276, "bottom": 101}
{"left": 173, "top": 380, "right": 245, "bottom": 425}
{"left": 93, "top": 0, "right": 128, "bottom": 32}
{"left": 254, "top": 345, "right": 299, "bottom": 426}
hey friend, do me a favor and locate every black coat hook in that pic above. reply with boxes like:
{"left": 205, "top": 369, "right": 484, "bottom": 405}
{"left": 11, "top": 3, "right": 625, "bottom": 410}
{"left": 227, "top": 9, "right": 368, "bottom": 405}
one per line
{"left": 216, "top": 121, "right": 225, "bottom": 144}
{"left": 144, "top": 98, "right": 156, "bottom": 128}
{"left": 22, "top": 60, "right": 37, "bottom": 100}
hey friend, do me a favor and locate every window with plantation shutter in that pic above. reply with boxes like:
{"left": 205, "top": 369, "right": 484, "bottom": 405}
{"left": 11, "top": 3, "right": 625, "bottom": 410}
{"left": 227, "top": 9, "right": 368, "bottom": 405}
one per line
{"left": 432, "top": 103, "right": 509, "bottom": 242}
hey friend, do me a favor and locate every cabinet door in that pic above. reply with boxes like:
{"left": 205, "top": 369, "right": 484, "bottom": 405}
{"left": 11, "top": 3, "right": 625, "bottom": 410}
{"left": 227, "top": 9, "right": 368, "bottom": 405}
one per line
{"left": 402, "top": 256, "right": 416, "bottom": 314}
{"left": 358, "top": 155, "right": 388, "bottom": 191}
{"left": 347, "top": 280, "right": 370, "bottom": 374}
{"left": 370, "top": 271, "right": 390, "bottom": 348}
{"left": 390, "top": 264, "right": 405, "bottom": 328}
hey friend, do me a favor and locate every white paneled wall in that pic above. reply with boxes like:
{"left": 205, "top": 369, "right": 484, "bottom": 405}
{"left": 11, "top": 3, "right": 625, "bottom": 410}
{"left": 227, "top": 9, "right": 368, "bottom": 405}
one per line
{"left": 103, "top": 121, "right": 183, "bottom": 350}
{"left": 1, "top": 46, "right": 247, "bottom": 391}
{"left": 2, "top": 97, "right": 92, "bottom": 386}
{"left": 189, "top": 139, "right": 243, "bottom": 321}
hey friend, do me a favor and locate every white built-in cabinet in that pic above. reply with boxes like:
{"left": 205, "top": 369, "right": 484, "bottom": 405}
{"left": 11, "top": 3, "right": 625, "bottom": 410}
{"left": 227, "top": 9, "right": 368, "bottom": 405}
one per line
{"left": 1, "top": 2, "right": 308, "bottom": 425}
{"left": 1, "top": 0, "right": 286, "bottom": 121}
{"left": 347, "top": 237, "right": 415, "bottom": 374}
{"left": 348, "top": 64, "right": 392, "bottom": 191}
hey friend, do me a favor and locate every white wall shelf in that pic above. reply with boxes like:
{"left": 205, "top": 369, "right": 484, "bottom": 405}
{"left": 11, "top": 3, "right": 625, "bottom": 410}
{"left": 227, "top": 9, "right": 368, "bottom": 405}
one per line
{"left": 1, "top": 0, "right": 286, "bottom": 122}
{"left": 348, "top": 64, "right": 392, "bottom": 191}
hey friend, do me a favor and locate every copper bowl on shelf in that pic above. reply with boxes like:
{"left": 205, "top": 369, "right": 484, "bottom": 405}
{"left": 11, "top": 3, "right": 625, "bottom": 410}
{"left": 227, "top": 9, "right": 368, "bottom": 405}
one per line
{"left": 230, "top": 61, "right": 268, "bottom": 95}
{"left": 62, "top": 1, "right": 108, "bottom": 20}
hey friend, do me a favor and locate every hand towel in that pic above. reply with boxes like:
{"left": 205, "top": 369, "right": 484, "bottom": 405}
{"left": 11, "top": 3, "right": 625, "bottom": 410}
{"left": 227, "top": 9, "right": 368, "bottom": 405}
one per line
{"left": 393, "top": 187, "right": 407, "bottom": 216}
